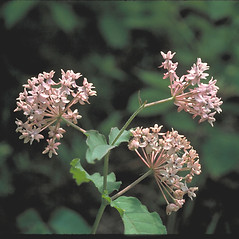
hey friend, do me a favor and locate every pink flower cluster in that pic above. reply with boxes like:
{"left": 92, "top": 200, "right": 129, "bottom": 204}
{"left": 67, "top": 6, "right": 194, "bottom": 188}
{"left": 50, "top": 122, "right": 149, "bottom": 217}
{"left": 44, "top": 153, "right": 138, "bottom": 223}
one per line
{"left": 14, "top": 70, "right": 96, "bottom": 158}
{"left": 160, "top": 51, "right": 223, "bottom": 126}
{"left": 128, "top": 124, "right": 201, "bottom": 215}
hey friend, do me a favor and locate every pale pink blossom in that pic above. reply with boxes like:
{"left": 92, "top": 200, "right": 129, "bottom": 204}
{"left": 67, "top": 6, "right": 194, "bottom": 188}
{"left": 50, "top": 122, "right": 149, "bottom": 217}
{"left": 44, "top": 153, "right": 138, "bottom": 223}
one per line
{"left": 186, "top": 58, "right": 209, "bottom": 85}
{"left": 166, "top": 203, "right": 179, "bottom": 215}
{"left": 42, "top": 139, "right": 61, "bottom": 158}
{"left": 15, "top": 70, "right": 96, "bottom": 158}
{"left": 160, "top": 51, "right": 223, "bottom": 126}
{"left": 128, "top": 125, "right": 201, "bottom": 215}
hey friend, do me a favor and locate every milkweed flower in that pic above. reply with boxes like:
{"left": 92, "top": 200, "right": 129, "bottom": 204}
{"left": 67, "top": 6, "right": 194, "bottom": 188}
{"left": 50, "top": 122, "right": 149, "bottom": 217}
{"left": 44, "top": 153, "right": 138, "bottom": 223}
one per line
{"left": 14, "top": 70, "right": 96, "bottom": 158}
{"left": 128, "top": 124, "right": 201, "bottom": 215}
{"left": 160, "top": 51, "right": 223, "bottom": 126}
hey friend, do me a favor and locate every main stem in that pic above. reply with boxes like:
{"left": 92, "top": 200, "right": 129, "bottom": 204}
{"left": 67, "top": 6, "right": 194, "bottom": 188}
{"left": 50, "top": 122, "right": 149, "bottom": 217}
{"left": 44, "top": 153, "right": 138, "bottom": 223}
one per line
{"left": 103, "top": 152, "right": 110, "bottom": 192}
{"left": 90, "top": 96, "right": 174, "bottom": 234}
{"left": 91, "top": 198, "right": 108, "bottom": 234}
{"left": 91, "top": 152, "right": 110, "bottom": 234}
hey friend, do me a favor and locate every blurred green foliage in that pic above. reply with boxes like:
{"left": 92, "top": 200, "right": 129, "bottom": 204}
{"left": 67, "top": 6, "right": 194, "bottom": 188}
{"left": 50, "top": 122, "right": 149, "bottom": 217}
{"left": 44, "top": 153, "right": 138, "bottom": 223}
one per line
{"left": 0, "top": 0, "right": 239, "bottom": 234}
{"left": 0, "top": 142, "right": 13, "bottom": 196}
{"left": 16, "top": 207, "right": 90, "bottom": 234}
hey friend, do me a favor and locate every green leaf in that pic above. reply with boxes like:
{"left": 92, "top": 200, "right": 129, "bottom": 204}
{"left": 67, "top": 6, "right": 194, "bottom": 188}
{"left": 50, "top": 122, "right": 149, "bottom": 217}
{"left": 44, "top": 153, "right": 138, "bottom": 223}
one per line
{"left": 98, "top": 111, "right": 122, "bottom": 135}
{"left": 206, "top": 2, "right": 233, "bottom": 20}
{"left": 91, "top": 172, "right": 121, "bottom": 194}
{"left": 16, "top": 208, "right": 51, "bottom": 234}
{"left": 135, "top": 69, "right": 169, "bottom": 90}
{"left": 85, "top": 130, "right": 115, "bottom": 163}
{"left": 0, "top": 164, "right": 14, "bottom": 196}
{"left": 108, "top": 127, "right": 131, "bottom": 146}
{"left": 86, "top": 145, "right": 115, "bottom": 164}
{"left": 164, "top": 110, "right": 197, "bottom": 132}
{"left": 202, "top": 131, "right": 239, "bottom": 178}
{"left": 90, "top": 54, "right": 126, "bottom": 81}
{"left": 48, "top": 207, "right": 90, "bottom": 234}
{"left": 70, "top": 158, "right": 91, "bottom": 185}
{"left": 99, "top": 13, "right": 129, "bottom": 48}
{"left": 127, "top": 88, "right": 173, "bottom": 117}
{"left": 111, "top": 196, "right": 167, "bottom": 234}
{"left": 70, "top": 159, "right": 121, "bottom": 194}
{"left": 0, "top": 142, "right": 14, "bottom": 196}
{"left": 0, "top": 142, "right": 12, "bottom": 163}
{"left": 48, "top": 2, "right": 80, "bottom": 32}
{"left": 1, "top": 1, "right": 37, "bottom": 29}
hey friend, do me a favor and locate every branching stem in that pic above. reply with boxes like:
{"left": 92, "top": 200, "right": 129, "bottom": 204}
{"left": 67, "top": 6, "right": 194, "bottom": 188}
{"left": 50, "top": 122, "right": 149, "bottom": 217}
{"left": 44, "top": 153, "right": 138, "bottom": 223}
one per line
{"left": 90, "top": 96, "right": 173, "bottom": 233}
{"left": 111, "top": 169, "right": 153, "bottom": 201}
{"left": 60, "top": 116, "right": 87, "bottom": 135}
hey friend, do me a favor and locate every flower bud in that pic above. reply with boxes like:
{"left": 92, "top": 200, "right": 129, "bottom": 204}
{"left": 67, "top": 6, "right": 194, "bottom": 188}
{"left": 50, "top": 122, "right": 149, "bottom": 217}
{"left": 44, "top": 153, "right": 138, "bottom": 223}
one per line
{"left": 174, "top": 190, "right": 185, "bottom": 199}
{"left": 185, "top": 174, "right": 193, "bottom": 183}
{"left": 175, "top": 199, "right": 185, "bottom": 208}
{"left": 166, "top": 203, "right": 179, "bottom": 215}
{"left": 128, "top": 139, "right": 139, "bottom": 151}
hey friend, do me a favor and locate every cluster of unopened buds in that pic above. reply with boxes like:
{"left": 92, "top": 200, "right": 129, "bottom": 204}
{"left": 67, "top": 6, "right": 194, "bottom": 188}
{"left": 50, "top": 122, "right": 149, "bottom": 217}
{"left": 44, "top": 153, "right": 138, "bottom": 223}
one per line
{"left": 128, "top": 124, "right": 201, "bottom": 215}
{"left": 160, "top": 51, "right": 223, "bottom": 126}
{"left": 14, "top": 70, "right": 96, "bottom": 157}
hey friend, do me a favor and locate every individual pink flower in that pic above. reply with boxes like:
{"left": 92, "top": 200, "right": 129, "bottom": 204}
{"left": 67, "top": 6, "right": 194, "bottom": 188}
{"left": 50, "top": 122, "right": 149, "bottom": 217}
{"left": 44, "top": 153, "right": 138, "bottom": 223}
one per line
{"left": 42, "top": 139, "right": 61, "bottom": 158}
{"left": 159, "top": 51, "right": 223, "bottom": 126}
{"left": 15, "top": 70, "right": 96, "bottom": 158}
{"left": 128, "top": 124, "right": 201, "bottom": 215}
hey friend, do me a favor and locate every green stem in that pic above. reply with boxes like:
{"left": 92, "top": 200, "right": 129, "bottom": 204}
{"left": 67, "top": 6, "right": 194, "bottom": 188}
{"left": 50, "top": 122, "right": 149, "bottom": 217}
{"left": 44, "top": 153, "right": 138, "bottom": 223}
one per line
{"left": 111, "top": 169, "right": 153, "bottom": 201}
{"left": 91, "top": 151, "right": 110, "bottom": 234}
{"left": 112, "top": 96, "right": 174, "bottom": 146}
{"left": 60, "top": 116, "right": 87, "bottom": 135}
{"left": 103, "top": 152, "right": 110, "bottom": 193}
{"left": 91, "top": 170, "right": 153, "bottom": 233}
{"left": 111, "top": 101, "right": 147, "bottom": 145}
{"left": 144, "top": 96, "right": 174, "bottom": 108}
{"left": 91, "top": 96, "right": 173, "bottom": 233}
{"left": 91, "top": 199, "right": 108, "bottom": 234}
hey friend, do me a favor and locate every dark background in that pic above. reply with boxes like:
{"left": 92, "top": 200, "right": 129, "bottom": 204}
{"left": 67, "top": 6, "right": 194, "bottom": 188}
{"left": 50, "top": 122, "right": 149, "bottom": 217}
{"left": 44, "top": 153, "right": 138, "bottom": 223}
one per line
{"left": 0, "top": 1, "right": 239, "bottom": 234}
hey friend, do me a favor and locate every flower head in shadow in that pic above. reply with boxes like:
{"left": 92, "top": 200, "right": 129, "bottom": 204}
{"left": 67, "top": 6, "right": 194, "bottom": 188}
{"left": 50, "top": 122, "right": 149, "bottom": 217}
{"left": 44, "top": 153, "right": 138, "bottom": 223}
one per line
{"left": 128, "top": 124, "right": 201, "bottom": 215}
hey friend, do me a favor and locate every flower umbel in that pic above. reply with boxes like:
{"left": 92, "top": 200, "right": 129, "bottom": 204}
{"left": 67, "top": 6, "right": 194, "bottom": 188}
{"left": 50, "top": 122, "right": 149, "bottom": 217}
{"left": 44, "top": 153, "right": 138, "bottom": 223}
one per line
{"left": 14, "top": 70, "right": 96, "bottom": 158}
{"left": 128, "top": 124, "right": 201, "bottom": 215}
{"left": 160, "top": 51, "right": 223, "bottom": 126}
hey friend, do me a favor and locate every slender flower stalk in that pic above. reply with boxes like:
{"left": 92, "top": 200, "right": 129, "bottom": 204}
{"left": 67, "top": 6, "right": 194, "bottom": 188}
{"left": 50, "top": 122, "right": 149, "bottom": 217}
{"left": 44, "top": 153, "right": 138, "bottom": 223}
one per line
{"left": 60, "top": 116, "right": 87, "bottom": 135}
{"left": 111, "top": 169, "right": 153, "bottom": 201}
{"left": 128, "top": 124, "right": 201, "bottom": 215}
{"left": 14, "top": 70, "right": 96, "bottom": 157}
{"left": 144, "top": 96, "right": 174, "bottom": 108}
